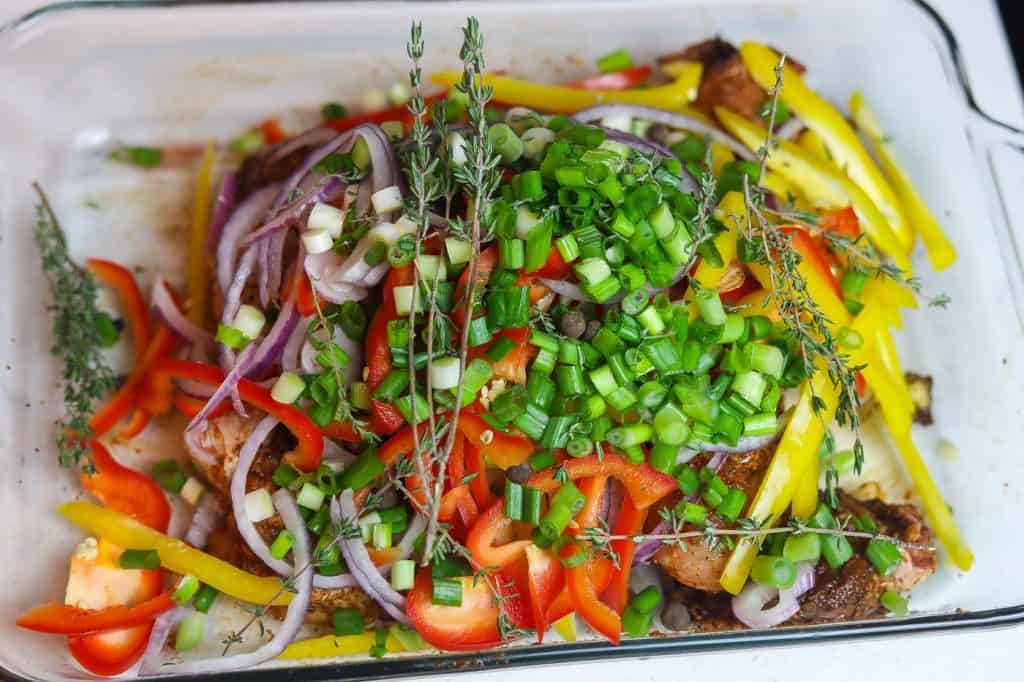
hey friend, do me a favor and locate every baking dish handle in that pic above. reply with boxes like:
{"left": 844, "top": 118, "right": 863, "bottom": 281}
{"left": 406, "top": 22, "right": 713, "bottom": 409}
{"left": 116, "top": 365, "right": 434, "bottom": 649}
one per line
{"left": 968, "top": 112, "right": 1024, "bottom": 329}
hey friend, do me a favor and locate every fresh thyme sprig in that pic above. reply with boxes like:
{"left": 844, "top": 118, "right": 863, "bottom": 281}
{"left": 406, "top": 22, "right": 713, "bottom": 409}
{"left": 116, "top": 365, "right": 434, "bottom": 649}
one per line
{"left": 736, "top": 57, "right": 864, "bottom": 507}
{"left": 421, "top": 16, "right": 502, "bottom": 563}
{"left": 33, "top": 182, "right": 117, "bottom": 472}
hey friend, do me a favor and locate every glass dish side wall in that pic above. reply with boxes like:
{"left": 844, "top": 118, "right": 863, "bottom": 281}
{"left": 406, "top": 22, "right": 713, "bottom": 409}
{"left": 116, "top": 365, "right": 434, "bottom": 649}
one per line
{"left": 0, "top": 2, "right": 1021, "bottom": 681}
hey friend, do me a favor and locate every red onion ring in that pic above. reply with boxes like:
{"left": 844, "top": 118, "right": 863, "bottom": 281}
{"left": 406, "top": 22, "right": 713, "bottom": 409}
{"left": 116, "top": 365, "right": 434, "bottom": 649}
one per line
{"left": 300, "top": 326, "right": 363, "bottom": 386}
{"left": 332, "top": 490, "right": 410, "bottom": 624}
{"left": 206, "top": 171, "right": 238, "bottom": 258}
{"left": 633, "top": 519, "right": 671, "bottom": 565}
{"left": 571, "top": 104, "right": 754, "bottom": 160}
{"left": 537, "top": 278, "right": 587, "bottom": 302}
{"left": 138, "top": 607, "right": 191, "bottom": 676}
{"left": 731, "top": 560, "right": 816, "bottom": 629}
{"left": 281, "top": 315, "right": 309, "bottom": 373}
{"left": 143, "top": 490, "right": 313, "bottom": 676}
{"left": 150, "top": 277, "right": 213, "bottom": 347}
{"left": 184, "top": 494, "right": 224, "bottom": 549}
{"left": 219, "top": 246, "right": 258, "bottom": 373}
{"left": 216, "top": 184, "right": 280, "bottom": 298}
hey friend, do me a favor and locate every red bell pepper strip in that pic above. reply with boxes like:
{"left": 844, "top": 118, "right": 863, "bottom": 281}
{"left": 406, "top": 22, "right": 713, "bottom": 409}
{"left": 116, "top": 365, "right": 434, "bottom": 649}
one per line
{"left": 117, "top": 409, "right": 151, "bottom": 439}
{"left": 81, "top": 441, "right": 170, "bottom": 533}
{"left": 781, "top": 227, "right": 843, "bottom": 300}
{"left": 324, "top": 93, "right": 448, "bottom": 134}
{"left": 466, "top": 498, "right": 532, "bottom": 570}
{"left": 467, "top": 326, "right": 535, "bottom": 386}
{"left": 86, "top": 259, "right": 151, "bottom": 364}
{"left": 261, "top": 118, "right": 287, "bottom": 145}
{"left": 525, "top": 452, "right": 676, "bottom": 510}
{"left": 438, "top": 484, "right": 479, "bottom": 529}
{"left": 819, "top": 205, "right": 861, "bottom": 239}
{"left": 532, "top": 247, "right": 573, "bottom": 279}
{"left": 564, "top": 66, "right": 653, "bottom": 91}
{"left": 567, "top": 561, "right": 621, "bottom": 644}
{"left": 89, "top": 325, "right": 179, "bottom": 439}
{"left": 453, "top": 245, "right": 498, "bottom": 328}
{"left": 601, "top": 497, "right": 646, "bottom": 614}
{"left": 406, "top": 565, "right": 526, "bottom": 652}
{"left": 366, "top": 265, "right": 415, "bottom": 436}
{"left": 173, "top": 390, "right": 232, "bottom": 421}
{"left": 575, "top": 476, "right": 609, "bottom": 528}
{"left": 457, "top": 412, "right": 536, "bottom": 470}
{"left": 321, "top": 419, "right": 364, "bottom": 443}
{"left": 525, "top": 545, "right": 564, "bottom": 643}
{"left": 545, "top": 557, "right": 613, "bottom": 625}
{"left": 16, "top": 592, "right": 175, "bottom": 635}
{"left": 463, "top": 439, "right": 493, "bottom": 509}
{"left": 73, "top": 441, "right": 170, "bottom": 674}
{"left": 280, "top": 263, "right": 317, "bottom": 317}
{"left": 140, "top": 359, "right": 323, "bottom": 472}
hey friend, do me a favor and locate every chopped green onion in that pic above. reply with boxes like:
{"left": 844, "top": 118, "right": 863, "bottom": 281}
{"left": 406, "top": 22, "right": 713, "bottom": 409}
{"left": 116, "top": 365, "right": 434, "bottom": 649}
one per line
{"left": 390, "top": 559, "right": 415, "bottom": 592}
{"left": 269, "top": 530, "right": 296, "bottom": 560}
{"left": 880, "top": 589, "right": 909, "bottom": 616}
{"left": 541, "top": 415, "right": 576, "bottom": 448}
{"left": 499, "top": 238, "right": 525, "bottom": 270}
{"left": 445, "top": 237, "right": 472, "bottom": 265}
{"left": 192, "top": 585, "right": 218, "bottom": 614}
{"left": 782, "top": 533, "right": 821, "bottom": 563}
{"left": 119, "top": 549, "right": 160, "bottom": 570}
{"left": 172, "top": 575, "right": 200, "bottom": 605}
{"left": 109, "top": 145, "right": 163, "bottom": 168}
{"left": 152, "top": 459, "right": 187, "bottom": 493}
{"left": 556, "top": 233, "right": 580, "bottom": 263}
{"left": 750, "top": 555, "right": 797, "bottom": 589}
{"left": 637, "top": 306, "right": 666, "bottom": 335}
{"left": 296, "top": 483, "right": 326, "bottom": 511}
{"left": 607, "top": 422, "right": 653, "bottom": 448}
{"left": 866, "top": 538, "right": 904, "bottom": 576}
{"left": 522, "top": 487, "right": 543, "bottom": 525}
{"left": 717, "top": 314, "right": 746, "bottom": 344}
{"left": 743, "top": 412, "right": 778, "bottom": 436}
{"left": 556, "top": 364, "right": 587, "bottom": 396}
{"left": 372, "top": 523, "right": 393, "bottom": 550}
{"left": 338, "top": 452, "right": 385, "bottom": 490}
{"left": 631, "top": 585, "right": 662, "bottom": 614}
{"left": 750, "top": 344, "right": 785, "bottom": 379}
{"left": 514, "top": 402, "right": 550, "bottom": 441}
{"left": 715, "top": 487, "right": 746, "bottom": 522}
{"left": 621, "top": 605, "right": 651, "bottom": 638}
{"left": 373, "top": 369, "right": 410, "bottom": 402}
{"left": 468, "top": 316, "right": 492, "bottom": 347}
{"left": 529, "top": 450, "right": 557, "bottom": 471}
{"left": 695, "top": 288, "right": 726, "bottom": 326}
{"left": 244, "top": 489, "right": 275, "bottom": 523}
{"left": 271, "top": 372, "right": 305, "bottom": 404}
{"left": 840, "top": 269, "right": 869, "bottom": 299}
{"left": 680, "top": 501, "right": 707, "bottom": 525}
{"left": 649, "top": 443, "right": 677, "bottom": 473}
{"left": 432, "top": 578, "right": 463, "bottom": 607}
{"left": 505, "top": 480, "right": 524, "bottom": 520}
{"left": 596, "top": 48, "right": 633, "bottom": 73}
{"left": 606, "top": 385, "right": 638, "bottom": 411}
{"left": 174, "top": 613, "right": 205, "bottom": 652}
{"left": 332, "top": 608, "right": 365, "bottom": 636}
{"left": 653, "top": 403, "right": 690, "bottom": 446}
{"left": 488, "top": 123, "right": 524, "bottom": 163}
{"left": 808, "top": 503, "right": 854, "bottom": 568}
{"left": 215, "top": 324, "right": 249, "bottom": 350}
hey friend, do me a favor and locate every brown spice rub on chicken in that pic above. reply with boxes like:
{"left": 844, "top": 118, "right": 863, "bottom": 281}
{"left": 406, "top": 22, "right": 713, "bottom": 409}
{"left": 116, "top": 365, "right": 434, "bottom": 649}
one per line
{"left": 659, "top": 38, "right": 806, "bottom": 123}
{"left": 680, "top": 490, "right": 936, "bottom": 631}
{"left": 185, "top": 413, "right": 379, "bottom": 624}
{"left": 653, "top": 447, "right": 774, "bottom": 593}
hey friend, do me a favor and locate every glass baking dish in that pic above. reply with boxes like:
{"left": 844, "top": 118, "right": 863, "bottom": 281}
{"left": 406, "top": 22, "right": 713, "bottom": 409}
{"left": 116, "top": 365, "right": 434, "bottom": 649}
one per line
{"left": 1, "top": 1, "right": 1023, "bottom": 680}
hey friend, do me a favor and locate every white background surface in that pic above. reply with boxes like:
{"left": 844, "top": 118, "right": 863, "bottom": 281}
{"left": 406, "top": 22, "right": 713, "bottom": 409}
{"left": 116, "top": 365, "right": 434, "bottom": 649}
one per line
{"left": 3, "top": 0, "right": 1022, "bottom": 679}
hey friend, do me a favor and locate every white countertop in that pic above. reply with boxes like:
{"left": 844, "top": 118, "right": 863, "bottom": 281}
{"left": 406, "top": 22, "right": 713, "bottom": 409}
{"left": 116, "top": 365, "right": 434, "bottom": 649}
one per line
{"left": 3, "top": 1, "right": 1021, "bottom": 680}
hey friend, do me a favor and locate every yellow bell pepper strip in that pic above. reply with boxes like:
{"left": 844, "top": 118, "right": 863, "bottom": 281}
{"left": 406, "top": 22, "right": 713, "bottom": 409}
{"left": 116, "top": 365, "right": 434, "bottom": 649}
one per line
{"left": 696, "top": 191, "right": 743, "bottom": 287}
{"left": 279, "top": 631, "right": 405, "bottom": 659}
{"left": 429, "top": 71, "right": 699, "bottom": 113}
{"left": 58, "top": 502, "right": 292, "bottom": 606}
{"left": 187, "top": 142, "right": 216, "bottom": 326}
{"left": 552, "top": 613, "right": 577, "bottom": 642}
{"left": 659, "top": 59, "right": 703, "bottom": 89}
{"left": 797, "top": 128, "right": 831, "bottom": 163}
{"left": 720, "top": 366, "right": 842, "bottom": 594}
{"left": 791, "top": 446, "right": 820, "bottom": 520}
{"left": 849, "top": 91, "right": 957, "bottom": 271}
{"left": 715, "top": 106, "right": 911, "bottom": 272}
{"left": 890, "top": 430, "right": 974, "bottom": 571}
{"left": 738, "top": 42, "right": 914, "bottom": 253}
{"left": 709, "top": 142, "right": 735, "bottom": 177}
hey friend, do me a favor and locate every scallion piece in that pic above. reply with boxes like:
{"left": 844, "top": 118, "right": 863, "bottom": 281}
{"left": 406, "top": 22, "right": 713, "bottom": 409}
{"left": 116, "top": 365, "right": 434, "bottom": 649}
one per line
{"left": 172, "top": 574, "right": 200, "bottom": 606}
{"left": 695, "top": 288, "right": 726, "bottom": 326}
{"left": 556, "top": 233, "right": 580, "bottom": 263}
{"left": 866, "top": 538, "right": 904, "bottom": 576}
{"left": 192, "top": 585, "right": 218, "bottom": 614}
{"left": 881, "top": 589, "right": 909, "bottom": 616}
{"left": 596, "top": 48, "right": 633, "bottom": 73}
{"left": 750, "top": 555, "right": 797, "bottom": 589}
{"left": 607, "top": 422, "right": 653, "bottom": 448}
{"left": 174, "top": 613, "right": 205, "bottom": 652}
{"left": 653, "top": 403, "right": 690, "bottom": 446}
{"left": 332, "top": 608, "right": 365, "bottom": 636}
{"left": 119, "top": 549, "right": 160, "bottom": 570}
{"left": 269, "top": 530, "right": 296, "bottom": 560}
{"left": 499, "top": 237, "right": 525, "bottom": 270}
{"left": 390, "top": 559, "right": 415, "bottom": 592}
{"left": 782, "top": 533, "right": 821, "bottom": 563}
{"left": 529, "top": 450, "right": 557, "bottom": 471}
{"left": 505, "top": 480, "right": 524, "bottom": 520}
{"left": 432, "top": 578, "right": 463, "bottom": 607}
{"left": 514, "top": 402, "right": 550, "bottom": 441}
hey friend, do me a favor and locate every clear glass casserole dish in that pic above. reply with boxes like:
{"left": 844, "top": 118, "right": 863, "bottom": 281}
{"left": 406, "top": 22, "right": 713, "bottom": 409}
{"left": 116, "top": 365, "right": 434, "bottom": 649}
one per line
{"left": 1, "top": 1, "right": 1023, "bottom": 680}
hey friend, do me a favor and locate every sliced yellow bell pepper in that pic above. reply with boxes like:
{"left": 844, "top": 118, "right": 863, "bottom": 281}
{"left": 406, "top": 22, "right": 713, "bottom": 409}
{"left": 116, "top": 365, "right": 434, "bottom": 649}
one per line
{"left": 659, "top": 59, "right": 703, "bottom": 89}
{"left": 734, "top": 289, "right": 778, "bottom": 320}
{"left": 59, "top": 502, "right": 292, "bottom": 606}
{"left": 849, "top": 92, "right": 957, "bottom": 271}
{"left": 709, "top": 142, "right": 735, "bottom": 177}
{"left": 720, "top": 366, "right": 841, "bottom": 594}
{"left": 279, "top": 631, "right": 405, "bottom": 659}
{"left": 552, "top": 612, "right": 577, "bottom": 642}
{"left": 698, "top": 191, "right": 743, "bottom": 287}
{"left": 890, "top": 430, "right": 974, "bottom": 571}
{"left": 739, "top": 43, "right": 913, "bottom": 253}
{"left": 761, "top": 170, "right": 810, "bottom": 211}
{"left": 188, "top": 141, "right": 216, "bottom": 326}
{"left": 715, "top": 107, "right": 910, "bottom": 272}
{"left": 429, "top": 71, "right": 699, "bottom": 113}
{"left": 797, "top": 128, "right": 831, "bottom": 164}
{"left": 791, "top": 447, "right": 820, "bottom": 520}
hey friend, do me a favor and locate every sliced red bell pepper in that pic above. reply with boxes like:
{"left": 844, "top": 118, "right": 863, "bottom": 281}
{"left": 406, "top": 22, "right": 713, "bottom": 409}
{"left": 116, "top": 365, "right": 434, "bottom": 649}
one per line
{"left": 366, "top": 265, "right": 415, "bottom": 436}
{"left": 545, "top": 557, "right": 613, "bottom": 625}
{"left": 261, "top": 118, "right": 287, "bottom": 145}
{"left": 86, "top": 259, "right": 151, "bottom": 364}
{"left": 366, "top": 546, "right": 402, "bottom": 567}
{"left": 406, "top": 565, "right": 525, "bottom": 652}
{"left": 819, "top": 205, "right": 861, "bottom": 239}
{"left": 467, "top": 326, "right": 535, "bottom": 386}
{"left": 89, "top": 324, "right": 179, "bottom": 438}
{"left": 116, "top": 409, "right": 151, "bottom": 439}
{"left": 67, "top": 628, "right": 153, "bottom": 677}
{"left": 567, "top": 561, "right": 621, "bottom": 644}
{"left": 324, "top": 93, "right": 447, "bottom": 134}
{"left": 532, "top": 247, "right": 573, "bottom": 279}
{"left": 601, "top": 497, "right": 646, "bottom": 615}
{"left": 438, "top": 485, "right": 479, "bottom": 529}
{"left": 173, "top": 390, "right": 232, "bottom": 421}
{"left": 457, "top": 412, "right": 536, "bottom": 470}
{"left": 463, "top": 439, "right": 493, "bottom": 509}
{"left": 466, "top": 498, "right": 532, "bottom": 570}
{"left": 525, "top": 452, "right": 676, "bottom": 510}
{"left": 17, "top": 592, "right": 175, "bottom": 635}
{"left": 280, "top": 263, "right": 317, "bottom": 317}
{"left": 81, "top": 441, "right": 170, "bottom": 533}
{"left": 140, "top": 358, "right": 323, "bottom": 472}
{"left": 524, "top": 545, "right": 564, "bottom": 643}
{"left": 453, "top": 245, "right": 498, "bottom": 328}
{"left": 575, "top": 475, "right": 609, "bottom": 528}
{"left": 564, "top": 66, "right": 653, "bottom": 91}
{"left": 781, "top": 227, "right": 843, "bottom": 300}
{"left": 321, "top": 419, "right": 364, "bottom": 443}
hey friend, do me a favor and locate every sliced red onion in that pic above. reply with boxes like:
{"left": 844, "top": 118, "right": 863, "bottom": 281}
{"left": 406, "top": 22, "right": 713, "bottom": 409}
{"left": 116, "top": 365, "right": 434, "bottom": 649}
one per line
{"left": 731, "top": 560, "right": 816, "bottom": 629}
{"left": 300, "top": 326, "right": 363, "bottom": 386}
{"left": 256, "top": 238, "right": 270, "bottom": 308}
{"left": 150, "top": 277, "right": 213, "bottom": 348}
{"left": 206, "top": 170, "right": 238, "bottom": 258}
{"left": 537, "top": 278, "right": 587, "bottom": 302}
{"left": 241, "top": 124, "right": 397, "bottom": 249}
{"left": 361, "top": 261, "right": 392, "bottom": 288}
{"left": 281, "top": 315, "right": 310, "bottom": 372}
{"left": 304, "top": 251, "right": 370, "bottom": 304}
{"left": 332, "top": 490, "right": 409, "bottom": 624}
{"left": 265, "top": 230, "right": 287, "bottom": 306}
{"left": 144, "top": 490, "right": 312, "bottom": 676}
{"left": 321, "top": 439, "right": 357, "bottom": 471}
{"left": 216, "top": 184, "right": 280, "bottom": 297}
{"left": 184, "top": 494, "right": 224, "bottom": 549}
{"left": 187, "top": 296, "right": 299, "bottom": 429}
{"left": 138, "top": 607, "right": 191, "bottom": 676}
{"left": 777, "top": 117, "right": 806, "bottom": 140}
{"left": 686, "top": 432, "right": 780, "bottom": 456}
{"left": 263, "top": 126, "right": 338, "bottom": 167}
{"left": 571, "top": 104, "right": 754, "bottom": 160}
{"left": 220, "top": 246, "right": 259, "bottom": 372}
{"left": 633, "top": 519, "right": 670, "bottom": 565}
